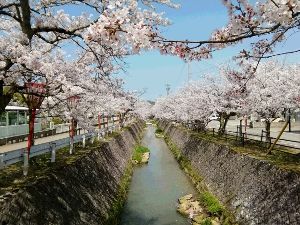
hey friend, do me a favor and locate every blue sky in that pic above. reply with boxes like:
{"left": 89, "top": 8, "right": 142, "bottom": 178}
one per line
{"left": 118, "top": 0, "right": 300, "bottom": 100}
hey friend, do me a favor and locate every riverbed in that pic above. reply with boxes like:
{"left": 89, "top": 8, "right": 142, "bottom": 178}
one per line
{"left": 120, "top": 125, "right": 197, "bottom": 225}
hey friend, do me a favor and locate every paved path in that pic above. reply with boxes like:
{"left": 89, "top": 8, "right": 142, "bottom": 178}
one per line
{"left": 0, "top": 122, "right": 119, "bottom": 154}
{"left": 0, "top": 132, "right": 71, "bottom": 154}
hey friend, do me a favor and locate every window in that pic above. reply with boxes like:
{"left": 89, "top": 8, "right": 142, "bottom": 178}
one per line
{"left": 0, "top": 112, "right": 6, "bottom": 126}
{"left": 19, "top": 111, "right": 27, "bottom": 125}
{"left": 8, "top": 111, "right": 18, "bottom": 125}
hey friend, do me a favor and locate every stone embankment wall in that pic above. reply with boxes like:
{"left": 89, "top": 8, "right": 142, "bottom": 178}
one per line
{"left": 159, "top": 121, "right": 300, "bottom": 225}
{"left": 0, "top": 121, "right": 144, "bottom": 225}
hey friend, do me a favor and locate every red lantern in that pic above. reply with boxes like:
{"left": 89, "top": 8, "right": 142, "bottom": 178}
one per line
{"left": 67, "top": 95, "right": 80, "bottom": 109}
{"left": 24, "top": 82, "right": 46, "bottom": 109}
{"left": 25, "top": 82, "right": 46, "bottom": 153}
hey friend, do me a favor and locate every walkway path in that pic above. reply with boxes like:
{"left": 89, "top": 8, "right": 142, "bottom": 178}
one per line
{"left": 0, "top": 122, "right": 118, "bottom": 154}
{"left": 0, "top": 132, "right": 71, "bottom": 154}
{"left": 208, "top": 120, "right": 300, "bottom": 152}
{"left": 120, "top": 125, "right": 196, "bottom": 225}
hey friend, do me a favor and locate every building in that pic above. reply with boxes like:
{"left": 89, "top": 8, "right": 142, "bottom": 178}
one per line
{"left": 0, "top": 106, "right": 42, "bottom": 139}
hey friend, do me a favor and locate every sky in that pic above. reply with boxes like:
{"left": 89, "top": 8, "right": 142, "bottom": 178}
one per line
{"left": 116, "top": 0, "right": 300, "bottom": 101}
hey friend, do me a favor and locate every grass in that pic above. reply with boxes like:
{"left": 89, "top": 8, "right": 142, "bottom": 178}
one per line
{"left": 132, "top": 145, "right": 150, "bottom": 163}
{"left": 201, "top": 218, "right": 212, "bottom": 225}
{"left": 200, "top": 191, "right": 224, "bottom": 216}
{"left": 0, "top": 140, "right": 102, "bottom": 196}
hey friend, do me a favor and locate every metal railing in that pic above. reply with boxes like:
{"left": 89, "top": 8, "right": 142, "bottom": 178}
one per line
{"left": 0, "top": 124, "right": 121, "bottom": 170}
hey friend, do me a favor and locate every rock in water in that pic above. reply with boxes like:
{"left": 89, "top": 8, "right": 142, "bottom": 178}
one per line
{"left": 192, "top": 214, "right": 205, "bottom": 223}
{"left": 141, "top": 152, "right": 150, "bottom": 163}
{"left": 177, "top": 194, "right": 206, "bottom": 223}
{"left": 177, "top": 201, "right": 192, "bottom": 216}
{"left": 211, "top": 218, "right": 221, "bottom": 225}
{"left": 178, "top": 194, "right": 193, "bottom": 204}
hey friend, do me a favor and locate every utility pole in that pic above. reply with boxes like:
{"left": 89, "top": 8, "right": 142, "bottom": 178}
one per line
{"left": 187, "top": 61, "right": 191, "bottom": 83}
{"left": 165, "top": 83, "right": 171, "bottom": 95}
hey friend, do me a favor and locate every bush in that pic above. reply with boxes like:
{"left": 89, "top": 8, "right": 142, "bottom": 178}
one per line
{"left": 52, "top": 117, "right": 64, "bottom": 125}
{"left": 155, "top": 128, "right": 163, "bottom": 134}
{"left": 132, "top": 146, "right": 150, "bottom": 163}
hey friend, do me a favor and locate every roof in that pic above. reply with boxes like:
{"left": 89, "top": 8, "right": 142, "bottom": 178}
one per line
{"left": 5, "top": 106, "right": 29, "bottom": 111}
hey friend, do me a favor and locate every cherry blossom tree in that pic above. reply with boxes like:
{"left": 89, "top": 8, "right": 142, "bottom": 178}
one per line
{"left": 131, "top": 100, "right": 153, "bottom": 120}
{"left": 152, "top": 95, "right": 177, "bottom": 121}
{"left": 0, "top": 0, "right": 180, "bottom": 167}
{"left": 156, "top": 0, "right": 300, "bottom": 77}
{"left": 153, "top": 60, "right": 300, "bottom": 139}
{"left": 0, "top": 0, "right": 178, "bottom": 113}
{"left": 203, "top": 74, "right": 243, "bottom": 134}
{"left": 244, "top": 60, "right": 299, "bottom": 143}
{"left": 152, "top": 81, "right": 215, "bottom": 130}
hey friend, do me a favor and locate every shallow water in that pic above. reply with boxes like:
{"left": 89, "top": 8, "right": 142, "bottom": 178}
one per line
{"left": 120, "top": 125, "right": 197, "bottom": 225}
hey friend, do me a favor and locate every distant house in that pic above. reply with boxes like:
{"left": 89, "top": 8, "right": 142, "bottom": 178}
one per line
{"left": 0, "top": 106, "right": 42, "bottom": 138}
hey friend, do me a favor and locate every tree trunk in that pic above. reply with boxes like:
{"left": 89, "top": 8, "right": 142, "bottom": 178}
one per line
{"left": 0, "top": 81, "right": 14, "bottom": 114}
{"left": 193, "top": 120, "right": 206, "bottom": 132}
{"left": 69, "top": 118, "right": 75, "bottom": 154}
{"left": 218, "top": 114, "right": 229, "bottom": 135}
{"left": 26, "top": 108, "right": 36, "bottom": 160}
{"left": 265, "top": 120, "right": 271, "bottom": 146}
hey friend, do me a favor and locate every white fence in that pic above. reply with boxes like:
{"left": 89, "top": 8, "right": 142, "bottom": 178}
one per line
{"left": 0, "top": 125, "right": 120, "bottom": 170}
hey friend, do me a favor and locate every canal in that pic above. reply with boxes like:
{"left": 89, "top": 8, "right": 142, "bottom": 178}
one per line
{"left": 120, "top": 125, "right": 197, "bottom": 225}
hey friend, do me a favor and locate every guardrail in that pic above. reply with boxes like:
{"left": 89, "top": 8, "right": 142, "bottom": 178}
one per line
{"left": 0, "top": 124, "right": 121, "bottom": 170}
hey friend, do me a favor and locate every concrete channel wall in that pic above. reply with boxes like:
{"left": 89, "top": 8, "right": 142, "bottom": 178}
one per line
{"left": 0, "top": 121, "right": 144, "bottom": 225}
{"left": 159, "top": 121, "right": 300, "bottom": 225}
